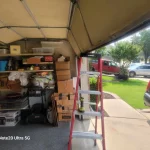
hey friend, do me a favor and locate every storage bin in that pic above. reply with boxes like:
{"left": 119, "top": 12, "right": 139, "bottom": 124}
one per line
{"left": 0, "top": 49, "right": 8, "bottom": 54}
{"left": 0, "top": 61, "right": 7, "bottom": 71}
{"left": 32, "top": 47, "right": 54, "bottom": 54}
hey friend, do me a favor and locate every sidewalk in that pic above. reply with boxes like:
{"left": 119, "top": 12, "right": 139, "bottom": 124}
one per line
{"left": 73, "top": 97, "right": 150, "bottom": 150}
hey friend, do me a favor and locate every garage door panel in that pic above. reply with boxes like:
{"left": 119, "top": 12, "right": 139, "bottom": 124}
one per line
{"left": 26, "top": 0, "right": 70, "bottom": 27}
{"left": 78, "top": 0, "right": 150, "bottom": 46}
{"left": 68, "top": 31, "right": 80, "bottom": 56}
{"left": 70, "top": 6, "right": 92, "bottom": 52}
{"left": 11, "top": 28, "right": 43, "bottom": 38}
{"left": 0, "top": 28, "right": 22, "bottom": 43}
{"left": 41, "top": 28, "right": 67, "bottom": 39}
{"left": 0, "top": 22, "right": 4, "bottom": 27}
{"left": 0, "top": 0, "right": 36, "bottom": 26}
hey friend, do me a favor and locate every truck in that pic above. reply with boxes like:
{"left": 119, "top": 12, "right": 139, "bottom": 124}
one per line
{"left": 91, "top": 59, "right": 120, "bottom": 75}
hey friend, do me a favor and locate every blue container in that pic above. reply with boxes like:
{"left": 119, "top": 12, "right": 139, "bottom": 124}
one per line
{"left": 0, "top": 61, "right": 7, "bottom": 71}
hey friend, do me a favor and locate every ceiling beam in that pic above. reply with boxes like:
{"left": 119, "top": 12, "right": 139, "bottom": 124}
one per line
{"left": 0, "top": 20, "right": 24, "bottom": 38}
{"left": 0, "top": 26, "right": 68, "bottom": 29}
{"left": 20, "top": 0, "right": 46, "bottom": 39}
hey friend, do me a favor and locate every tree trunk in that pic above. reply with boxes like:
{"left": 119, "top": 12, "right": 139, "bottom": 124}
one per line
{"left": 145, "top": 57, "right": 148, "bottom": 64}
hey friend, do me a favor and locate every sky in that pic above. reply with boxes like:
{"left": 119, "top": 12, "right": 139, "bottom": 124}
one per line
{"left": 116, "top": 26, "right": 150, "bottom": 43}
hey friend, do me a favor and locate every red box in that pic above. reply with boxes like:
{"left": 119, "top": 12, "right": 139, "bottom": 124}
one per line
{"left": 44, "top": 56, "right": 53, "bottom": 62}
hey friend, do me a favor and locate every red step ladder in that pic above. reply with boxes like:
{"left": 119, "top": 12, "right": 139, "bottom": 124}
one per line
{"left": 68, "top": 53, "right": 106, "bottom": 150}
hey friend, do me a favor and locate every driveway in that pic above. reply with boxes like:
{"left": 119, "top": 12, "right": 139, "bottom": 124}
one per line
{"left": 73, "top": 98, "right": 150, "bottom": 150}
{"left": 133, "top": 76, "right": 149, "bottom": 82}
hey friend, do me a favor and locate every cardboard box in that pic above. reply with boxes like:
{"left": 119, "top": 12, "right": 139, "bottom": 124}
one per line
{"left": 56, "top": 70, "right": 71, "bottom": 81}
{"left": 57, "top": 79, "right": 74, "bottom": 93}
{"left": 10, "top": 45, "right": 21, "bottom": 54}
{"left": 55, "top": 61, "right": 70, "bottom": 70}
{"left": 27, "top": 57, "right": 41, "bottom": 64}
{"left": 57, "top": 105, "right": 73, "bottom": 113}
{"left": 0, "top": 77, "right": 8, "bottom": 89}
{"left": 58, "top": 113, "right": 72, "bottom": 121}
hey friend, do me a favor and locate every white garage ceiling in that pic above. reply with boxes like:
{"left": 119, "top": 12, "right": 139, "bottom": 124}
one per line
{"left": 0, "top": 0, "right": 150, "bottom": 55}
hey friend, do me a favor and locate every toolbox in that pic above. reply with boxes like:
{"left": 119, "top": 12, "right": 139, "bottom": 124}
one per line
{"left": 0, "top": 111, "right": 20, "bottom": 127}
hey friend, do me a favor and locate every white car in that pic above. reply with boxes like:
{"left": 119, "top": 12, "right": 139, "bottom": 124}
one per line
{"left": 128, "top": 63, "right": 141, "bottom": 70}
{"left": 128, "top": 64, "right": 150, "bottom": 77}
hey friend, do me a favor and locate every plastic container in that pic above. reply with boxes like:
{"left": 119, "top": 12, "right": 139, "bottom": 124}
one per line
{"left": 0, "top": 61, "right": 7, "bottom": 71}
{"left": 0, "top": 49, "right": 8, "bottom": 54}
{"left": 32, "top": 47, "right": 54, "bottom": 54}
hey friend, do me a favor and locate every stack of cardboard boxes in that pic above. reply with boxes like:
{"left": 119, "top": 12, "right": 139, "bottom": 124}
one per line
{"left": 54, "top": 61, "right": 75, "bottom": 121}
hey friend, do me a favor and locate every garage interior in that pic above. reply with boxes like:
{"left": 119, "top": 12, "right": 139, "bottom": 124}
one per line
{"left": 0, "top": 0, "right": 150, "bottom": 150}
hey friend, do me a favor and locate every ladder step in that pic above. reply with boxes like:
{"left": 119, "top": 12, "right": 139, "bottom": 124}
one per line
{"left": 74, "top": 110, "right": 101, "bottom": 117}
{"left": 78, "top": 90, "right": 101, "bottom": 95}
{"left": 80, "top": 71, "right": 100, "bottom": 76}
{"left": 77, "top": 101, "right": 96, "bottom": 105}
{"left": 72, "top": 131, "right": 102, "bottom": 139}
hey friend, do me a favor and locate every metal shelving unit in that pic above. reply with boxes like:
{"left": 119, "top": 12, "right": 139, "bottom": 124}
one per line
{"left": 0, "top": 53, "right": 53, "bottom": 57}
{"left": 0, "top": 70, "right": 54, "bottom": 73}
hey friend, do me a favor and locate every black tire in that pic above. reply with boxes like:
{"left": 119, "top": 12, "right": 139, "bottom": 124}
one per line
{"left": 129, "top": 71, "right": 136, "bottom": 77}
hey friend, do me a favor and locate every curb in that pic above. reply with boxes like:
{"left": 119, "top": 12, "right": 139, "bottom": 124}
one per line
{"left": 104, "top": 91, "right": 121, "bottom": 99}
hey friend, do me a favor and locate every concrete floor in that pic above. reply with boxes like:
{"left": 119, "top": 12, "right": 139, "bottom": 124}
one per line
{"left": 72, "top": 99, "right": 150, "bottom": 150}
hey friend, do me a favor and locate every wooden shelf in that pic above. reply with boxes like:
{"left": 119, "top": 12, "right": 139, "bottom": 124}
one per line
{"left": 0, "top": 70, "right": 54, "bottom": 73}
{"left": 0, "top": 53, "right": 53, "bottom": 57}
{"left": 23, "top": 62, "right": 53, "bottom": 65}
{"left": 0, "top": 105, "right": 29, "bottom": 111}
{"left": 0, "top": 89, "right": 12, "bottom": 91}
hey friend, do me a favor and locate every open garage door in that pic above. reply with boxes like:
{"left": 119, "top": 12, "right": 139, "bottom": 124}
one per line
{"left": 0, "top": 0, "right": 150, "bottom": 55}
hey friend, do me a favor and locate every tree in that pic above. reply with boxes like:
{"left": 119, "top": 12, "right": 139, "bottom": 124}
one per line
{"left": 95, "top": 47, "right": 106, "bottom": 56}
{"left": 109, "top": 41, "right": 140, "bottom": 80}
{"left": 132, "top": 29, "right": 150, "bottom": 63}
{"left": 110, "top": 41, "right": 140, "bottom": 66}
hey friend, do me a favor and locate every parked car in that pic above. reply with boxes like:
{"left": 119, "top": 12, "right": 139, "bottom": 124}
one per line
{"left": 128, "top": 64, "right": 150, "bottom": 77}
{"left": 144, "top": 81, "right": 150, "bottom": 107}
{"left": 128, "top": 63, "right": 141, "bottom": 70}
{"left": 91, "top": 59, "right": 120, "bottom": 75}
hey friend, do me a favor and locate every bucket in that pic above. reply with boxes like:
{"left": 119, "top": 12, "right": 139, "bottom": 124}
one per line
{"left": 0, "top": 61, "right": 7, "bottom": 71}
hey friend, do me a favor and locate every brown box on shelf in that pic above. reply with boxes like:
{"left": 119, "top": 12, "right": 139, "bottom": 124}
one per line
{"left": 0, "top": 77, "right": 8, "bottom": 89}
{"left": 55, "top": 61, "right": 70, "bottom": 70}
{"left": 7, "top": 79, "right": 22, "bottom": 92}
{"left": 58, "top": 113, "right": 72, "bottom": 121}
{"left": 57, "top": 79, "right": 74, "bottom": 93}
{"left": 27, "top": 57, "right": 41, "bottom": 64}
{"left": 10, "top": 45, "right": 21, "bottom": 54}
{"left": 56, "top": 70, "right": 71, "bottom": 81}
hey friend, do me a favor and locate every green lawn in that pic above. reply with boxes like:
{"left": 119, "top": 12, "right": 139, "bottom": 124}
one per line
{"left": 90, "top": 75, "right": 148, "bottom": 109}
{"left": 102, "top": 75, "right": 148, "bottom": 109}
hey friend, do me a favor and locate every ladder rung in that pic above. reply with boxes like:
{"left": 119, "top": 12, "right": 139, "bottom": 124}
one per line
{"left": 72, "top": 131, "right": 102, "bottom": 139}
{"left": 74, "top": 110, "right": 101, "bottom": 117}
{"left": 78, "top": 90, "right": 101, "bottom": 95}
{"left": 77, "top": 101, "right": 96, "bottom": 105}
{"left": 80, "top": 71, "right": 100, "bottom": 76}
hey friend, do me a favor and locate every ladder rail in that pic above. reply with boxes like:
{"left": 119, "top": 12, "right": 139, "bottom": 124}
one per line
{"left": 94, "top": 58, "right": 100, "bottom": 146}
{"left": 68, "top": 53, "right": 106, "bottom": 150}
{"left": 68, "top": 57, "right": 82, "bottom": 150}
{"left": 100, "top": 58, "right": 106, "bottom": 150}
